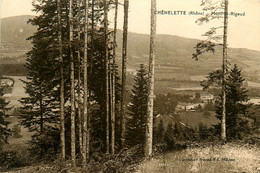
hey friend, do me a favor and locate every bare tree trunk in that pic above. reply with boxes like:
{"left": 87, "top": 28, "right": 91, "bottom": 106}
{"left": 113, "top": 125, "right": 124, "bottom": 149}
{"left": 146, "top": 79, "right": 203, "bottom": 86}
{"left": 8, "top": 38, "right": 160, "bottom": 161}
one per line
{"left": 111, "top": 0, "right": 118, "bottom": 155}
{"left": 87, "top": 0, "right": 95, "bottom": 158}
{"left": 91, "top": 0, "right": 95, "bottom": 74}
{"left": 82, "top": 0, "right": 89, "bottom": 166}
{"left": 57, "top": 0, "right": 65, "bottom": 162}
{"left": 109, "top": 50, "right": 112, "bottom": 153}
{"left": 78, "top": 55, "right": 83, "bottom": 159}
{"left": 77, "top": 0, "right": 83, "bottom": 162}
{"left": 104, "top": 0, "right": 110, "bottom": 154}
{"left": 221, "top": 0, "right": 228, "bottom": 142}
{"left": 145, "top": 0, "right": 156, "bottom": 158}
{"left": 121, "top": 0, "right": 129, "bottom": 149}
{"left": 39, "top": 89, "right": 43, "bottom": 133}
{"left": 69, "top": 0, "right": 76, "bottom": 167}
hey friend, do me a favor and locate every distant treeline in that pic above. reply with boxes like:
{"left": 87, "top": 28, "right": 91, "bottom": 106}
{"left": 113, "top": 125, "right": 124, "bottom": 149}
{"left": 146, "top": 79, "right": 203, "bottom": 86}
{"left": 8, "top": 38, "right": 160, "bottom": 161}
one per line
{"left": 0, "top": 55, "right": 26, "bottom": 64}
{"left": 0, "top": 64, "right": 27, "bottom": 76}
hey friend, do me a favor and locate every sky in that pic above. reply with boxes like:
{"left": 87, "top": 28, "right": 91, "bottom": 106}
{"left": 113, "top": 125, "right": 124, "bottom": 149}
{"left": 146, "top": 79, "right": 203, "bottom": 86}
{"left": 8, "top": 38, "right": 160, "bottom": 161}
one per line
{"left": 1, "top": 0, "right": 260, "bottom": 51}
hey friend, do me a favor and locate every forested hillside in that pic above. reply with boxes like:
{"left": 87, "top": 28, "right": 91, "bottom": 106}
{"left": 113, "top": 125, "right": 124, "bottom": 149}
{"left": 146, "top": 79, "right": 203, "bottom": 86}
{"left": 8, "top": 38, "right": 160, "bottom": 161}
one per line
{"left": 1, "top": 16, "right": 260, "bottom": 78}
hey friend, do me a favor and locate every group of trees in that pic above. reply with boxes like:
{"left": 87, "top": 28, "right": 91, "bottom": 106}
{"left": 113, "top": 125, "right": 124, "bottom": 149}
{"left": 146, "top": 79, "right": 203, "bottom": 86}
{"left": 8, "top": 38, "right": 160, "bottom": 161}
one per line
{"left": 192, "top": 0, "right": 257, "bottom": 141}
{"left": 127, "top": 63, "right": 255, "bottom": 150}
{"left": 205, "top": 65, "right": 253, "bottom": 140}
{"left": 154, "top": 93, "right": 210, "bottom": 115}
{"left": 193, "top": 0, "right": 229, "bottom": 142}
{"left": 19, "top": 0, "right": 251, "bottom": 164}
{"left": 1, "top": 0, "right": 258, "bottom": 171}
{"left": 17, "top": 0, "right": 157, "bottom": 167}
{"left": 152, "top": 64, "right": 254, "bottom": 146}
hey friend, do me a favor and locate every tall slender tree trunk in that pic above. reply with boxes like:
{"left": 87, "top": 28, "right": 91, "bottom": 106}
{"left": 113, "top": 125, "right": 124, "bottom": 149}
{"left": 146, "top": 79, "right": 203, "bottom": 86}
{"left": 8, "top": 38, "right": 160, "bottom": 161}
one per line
{"left": 111, "top": 0, "right": 118, "bottom": 155}
{"left": 40, "top": 97, "right": 43, "bottom": 133}
{"left": 91, "top": 0, "right": 94, "bottom": 72}
{"left": 78, "top": 54, "right": 83, "bottom": 159}
{"left": 82, "top": 0, "right": 89, "bottom": 165}
{"left": 77, "top": 0, "right": 83, "bottom": 162}
{"left": 85, "top": 0, "right": 91, "bottom": 160}
{"left": 87, "top": 0, "right": 95, "bottom": 157}
{"left": 90, "top": 0, "right": 95, "bottom": 75}
{"left": 121, "top": 0, "right": 129, "bottom": 149}
{"left": 57, "top": 0, "right": 65, "bottom": 161}
{"left": 104, "top": 0, "right": 110, "bottom": 154}
{"left": 109, "top": 50, "right": 112, "bottom": 152}
{"left": 145, "top": 0, "right": 156, "bottom": 158}
{"left": 69, "top": 0, "right": 76, "bottom": 167}
{"left": 39, "top": 89, "right": 43, "bottom": 133}
{"left": 221, "top": 0, "right": 228, "bottom": 142}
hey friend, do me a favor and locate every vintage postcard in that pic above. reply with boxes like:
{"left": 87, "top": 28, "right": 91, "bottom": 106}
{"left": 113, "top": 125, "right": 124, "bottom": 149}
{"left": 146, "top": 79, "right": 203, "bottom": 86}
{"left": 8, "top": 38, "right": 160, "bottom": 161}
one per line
{"left": 1, "top": 0, "right": 259, "bottom": 172}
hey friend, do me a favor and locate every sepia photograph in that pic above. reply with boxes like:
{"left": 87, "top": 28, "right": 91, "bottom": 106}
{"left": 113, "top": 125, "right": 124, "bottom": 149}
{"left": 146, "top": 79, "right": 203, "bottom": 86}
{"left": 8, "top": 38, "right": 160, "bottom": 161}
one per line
{"left": 0, "top": 0, "right": 260, "bottom": 172}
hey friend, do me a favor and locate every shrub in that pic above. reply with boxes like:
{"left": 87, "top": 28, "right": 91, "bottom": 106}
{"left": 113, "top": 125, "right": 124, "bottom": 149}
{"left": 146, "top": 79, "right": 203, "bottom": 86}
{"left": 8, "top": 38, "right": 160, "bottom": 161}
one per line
{"left": 11, "top": 124, "right": 23, "bottom": 138}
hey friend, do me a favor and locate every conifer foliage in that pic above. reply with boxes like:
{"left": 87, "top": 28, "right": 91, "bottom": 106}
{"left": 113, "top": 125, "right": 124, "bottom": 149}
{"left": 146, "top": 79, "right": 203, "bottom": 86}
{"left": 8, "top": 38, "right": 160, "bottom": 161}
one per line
{"left": 127, "top": 64, "right": 149, "bottom": 148}
{"left": 20, "top": 0, "right": 122, "bottom": 161}
{"left": 154, "top": 118, "right": 165, "bottom": 144}
{"left": 215, "top": 64, "right": 251, "bottom": 139}
{"left": 19, "top": 0, "right": 68, "bottom": 158}
{"left": 203, "top": 64, "right": 251, "bottom": 140}
{"left": 0, "top": 78, "right": 10, "bottom": 152}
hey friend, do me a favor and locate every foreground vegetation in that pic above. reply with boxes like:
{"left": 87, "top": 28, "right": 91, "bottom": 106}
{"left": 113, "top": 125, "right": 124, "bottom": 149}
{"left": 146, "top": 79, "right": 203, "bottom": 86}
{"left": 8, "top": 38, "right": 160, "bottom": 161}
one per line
{"left": 1, "top": 63, "right": 259, "bottom": 172}
{"left": 137, "top": 143, "right": 260, "bottom": 173}
{"left": 2, "top": 142, "right": 259, "bottom": 173}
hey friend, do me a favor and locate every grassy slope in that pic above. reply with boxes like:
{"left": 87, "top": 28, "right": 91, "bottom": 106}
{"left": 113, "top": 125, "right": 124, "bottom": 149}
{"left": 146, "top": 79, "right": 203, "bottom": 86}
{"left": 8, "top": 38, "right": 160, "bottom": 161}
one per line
{"left": 3, "top": 116, "right": 33, "bottom": 152}
{"left": 5, "top": 143, "right": 259, "bottom": 173}
{"left": 137, "top": 143, "right": 260, "bottom": 173}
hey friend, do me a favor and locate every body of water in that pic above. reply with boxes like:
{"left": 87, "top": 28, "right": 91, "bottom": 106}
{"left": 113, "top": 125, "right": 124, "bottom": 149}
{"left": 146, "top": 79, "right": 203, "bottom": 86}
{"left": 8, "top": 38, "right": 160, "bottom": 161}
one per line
{"left": 248, "top": 98, "right": 260, "bottom": 105}
{"left": 3, "top": 75, "right": 28, "bottom": 108}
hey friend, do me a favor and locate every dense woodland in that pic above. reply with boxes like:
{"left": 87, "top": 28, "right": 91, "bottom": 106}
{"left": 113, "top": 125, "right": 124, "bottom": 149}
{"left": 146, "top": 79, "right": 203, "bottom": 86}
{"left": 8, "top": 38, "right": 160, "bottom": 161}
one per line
{"left": 0, "top": 0, "right": 259, "bottom": 172}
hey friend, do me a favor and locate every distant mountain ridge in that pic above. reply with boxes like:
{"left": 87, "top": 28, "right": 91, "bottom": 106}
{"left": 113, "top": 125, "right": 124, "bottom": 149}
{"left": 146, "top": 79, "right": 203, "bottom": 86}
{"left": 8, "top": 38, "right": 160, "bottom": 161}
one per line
{"left": 0, "top": 15, "right": 36, "bottom": 57}
{"left": 1, "top": 15, "right": 259, "bottom": 78}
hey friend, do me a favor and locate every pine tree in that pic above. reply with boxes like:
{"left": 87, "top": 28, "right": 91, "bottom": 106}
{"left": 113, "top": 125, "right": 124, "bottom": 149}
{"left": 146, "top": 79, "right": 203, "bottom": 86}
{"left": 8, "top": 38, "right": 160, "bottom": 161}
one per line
{"left": 82, "top": 0, "right": 89, "bottom": 164}
{"left": 20, "top": 32, "right": 60, "bottom": 134}
{"left": 203, "top": 64, "right": 251, "bottom": 140}
{"left": 164, "top": 123, "right": 175, "bottom": 148}
{"left": 20, "top": 76, "right": 55, "bottom": 133}
{"left": 145, "top": 0, "right": 156, "bottom": 157}
{"left": 111, "top": 0, "right": 118, "bottom": 155}
{"left": 215, "top": 64, "right": 250, "bottom": 140}
{"left": 20, "top": 0, "right": 68, "bottom": 159}
{"left": 103, "top": 0, "right": 110, "bottom": 154}
{"left": 192, "top": 0, "right": 229, "bottom": 142}
{"left": 121, "top": 0, "right": 129, "bottom": 148}
{"left": 221, "top": 0, "right": 229, "bottom": 142}
{"left": 198, "top": 123, "right": 209, "bottom": 141}
{"left": 86, "top": 3, "right": 121, "bottom": 154}
{"left": 57, "top": 0, "right": 65, "bottom": 161}
{"left": 23, "top": 0, "right": 119, "bottom": 161}
{"left": 154, "top": 118, "right": 164, "bottom": 144}
{"left": 127, "top": 64, "right": 149, "bottom": 148}
{"left": 0, "top": 78, "right": 10, "bottom": 152}
{"left": 69, "top": 0, "right": 76, "bottom": 166}
{"left": 76, "top": 0, "right": 83, "bottom": 162}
